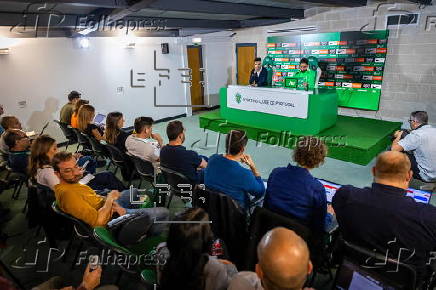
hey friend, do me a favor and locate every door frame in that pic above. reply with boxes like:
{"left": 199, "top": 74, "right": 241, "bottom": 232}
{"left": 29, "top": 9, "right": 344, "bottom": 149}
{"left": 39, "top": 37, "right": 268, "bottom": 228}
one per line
{"left": 235, "top": 43, "right": 257, "bottom": 85}
{"left": 187, "top": 44, "right": 205, "bottom": 109}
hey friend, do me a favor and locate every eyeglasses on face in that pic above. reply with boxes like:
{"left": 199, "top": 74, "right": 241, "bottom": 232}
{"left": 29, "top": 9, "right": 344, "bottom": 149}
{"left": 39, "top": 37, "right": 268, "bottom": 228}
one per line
{"left": 59, "top": 164, "right": 82, "bottom": 174}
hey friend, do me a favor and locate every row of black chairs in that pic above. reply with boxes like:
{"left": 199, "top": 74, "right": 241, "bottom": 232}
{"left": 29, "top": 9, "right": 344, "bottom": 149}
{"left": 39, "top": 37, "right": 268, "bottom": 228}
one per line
{"left": 27, "top": 181, "right": 164, "bottom": 286}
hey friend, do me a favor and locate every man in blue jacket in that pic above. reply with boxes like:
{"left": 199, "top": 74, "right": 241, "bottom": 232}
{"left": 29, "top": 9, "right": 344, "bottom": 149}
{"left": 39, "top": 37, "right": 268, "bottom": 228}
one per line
{"left": 249, "top": 57, "right": 268, "bottom": 87}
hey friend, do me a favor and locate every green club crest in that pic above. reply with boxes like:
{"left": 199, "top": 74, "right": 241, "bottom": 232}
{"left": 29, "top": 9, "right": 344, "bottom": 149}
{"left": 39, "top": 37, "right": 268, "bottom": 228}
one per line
{"left": 235, "top": 93, "right": 242, "bottom": 104}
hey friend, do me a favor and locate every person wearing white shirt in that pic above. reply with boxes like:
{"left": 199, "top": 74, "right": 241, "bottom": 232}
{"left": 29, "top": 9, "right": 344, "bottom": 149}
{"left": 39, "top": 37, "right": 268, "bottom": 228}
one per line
{"left": 392, "top": 111, "right": 436, "bottom": 182}
{"left": 30, "top": 135, "right": 125, "bottom": 191}
{"left": 125, "top": 116, "right": 163, "bottom": 165}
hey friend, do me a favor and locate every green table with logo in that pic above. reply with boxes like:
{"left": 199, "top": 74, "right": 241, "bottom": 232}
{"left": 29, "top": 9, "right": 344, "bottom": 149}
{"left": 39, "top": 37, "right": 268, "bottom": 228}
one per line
{"left": 220, "top": 85, "right": 338, "bottom": 135}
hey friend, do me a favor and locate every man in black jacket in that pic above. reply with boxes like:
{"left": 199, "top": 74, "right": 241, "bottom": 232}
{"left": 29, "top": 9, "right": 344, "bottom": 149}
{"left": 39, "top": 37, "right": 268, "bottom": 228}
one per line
{"left": 333, "top": 151, "right": 436, "bottom": 280}
{"left": 249, "top": 57, "right": 268, "bottom": 87}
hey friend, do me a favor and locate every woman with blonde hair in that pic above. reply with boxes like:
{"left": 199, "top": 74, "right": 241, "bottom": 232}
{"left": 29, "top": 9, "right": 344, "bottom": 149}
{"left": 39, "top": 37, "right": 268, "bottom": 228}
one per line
{"left": 70, "top": 99, "right": 89, "bottom": 129}
{"left": 104, "top": 111, "right": 130, "bottom": 153}
{"left": 77, "top": 104, "right": 104, "bottom": 140}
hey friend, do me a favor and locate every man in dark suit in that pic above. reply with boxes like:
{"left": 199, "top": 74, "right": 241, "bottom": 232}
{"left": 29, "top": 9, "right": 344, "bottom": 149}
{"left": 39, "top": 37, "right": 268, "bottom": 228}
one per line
{"left": 249, "top": 57, "right": 268, "bottom": 87}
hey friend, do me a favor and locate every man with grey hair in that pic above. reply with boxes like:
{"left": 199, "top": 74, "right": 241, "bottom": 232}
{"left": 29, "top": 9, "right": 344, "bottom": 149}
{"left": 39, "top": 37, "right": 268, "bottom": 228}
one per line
{"left": 228, "top": 227, "right": 314, "bottom": 290}
{"left": 392, "top": 111, "right": 436, "bottom": 182}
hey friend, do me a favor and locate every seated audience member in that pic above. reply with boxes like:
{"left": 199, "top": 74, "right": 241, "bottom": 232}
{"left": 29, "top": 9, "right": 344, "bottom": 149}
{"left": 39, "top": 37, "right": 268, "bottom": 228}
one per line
{"left": 0, "top": 116, "right": 22, "bottom": 154}
{"left": 159, "top": 208, "right": 237, "bottom": 290}
{"left": 160, "top": 121, "right": 207, "bottom": 183}
{"left": 60, "top": 90, "right": 81, "bottom": 125}
{"left": 333, "top": 151, "right": 436, "bottom": 278}
{"left": 78, "top": 104, "right": 104, "bottom": 141}
{"left": 204, "top": 130, "right": 264, "bottom": 211}
{"left": 228, "top": 227, "right": 313, "bottom": 290}
{"left": 125, "top": 117, "right": 163, "bottom": 164}
{"left": 4, "top": 130, "right": 30, "bottom": 174}
{"left": 105, "top": 112, "right": 131, "bottom": 153}
{"left": 52, "top": 151, "right": 169, "bottom": 231}
{"left": 29, "top": 135, "right": 125, "bottom": 191}
{"left": 70, "top": 99, "right": 89, "bottom": 129}
{"left": 264, "top": 136, "right": 335, "bottom": 233}
{"left": 392, "top": 111, "right": 436, "bottom": 182}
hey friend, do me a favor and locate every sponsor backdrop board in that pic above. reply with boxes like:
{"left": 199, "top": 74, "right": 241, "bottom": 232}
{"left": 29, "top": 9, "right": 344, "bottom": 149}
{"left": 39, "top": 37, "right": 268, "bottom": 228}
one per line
{"left": 267, "top": 30, "right": 389, "bottom": 111}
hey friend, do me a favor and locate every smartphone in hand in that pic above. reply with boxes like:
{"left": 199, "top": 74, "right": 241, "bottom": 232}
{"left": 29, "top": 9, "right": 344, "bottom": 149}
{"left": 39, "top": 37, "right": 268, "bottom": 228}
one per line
{"left": 89, "top": 255, "right": 99, "bottom": 272}
{"left": 80, "top": 160, "right": 90, "bottom": 170}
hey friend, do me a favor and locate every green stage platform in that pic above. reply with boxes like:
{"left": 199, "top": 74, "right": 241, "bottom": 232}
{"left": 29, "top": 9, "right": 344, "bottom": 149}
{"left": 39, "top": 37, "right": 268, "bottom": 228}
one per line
{"left": 199, "top": 110, "right": 401, "bottom": 165}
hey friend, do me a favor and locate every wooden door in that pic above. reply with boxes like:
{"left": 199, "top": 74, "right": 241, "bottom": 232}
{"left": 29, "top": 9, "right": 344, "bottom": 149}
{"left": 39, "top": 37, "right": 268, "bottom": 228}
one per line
{"left": 236, "top": 43, "right": 257, "bottom": 85}
{"left": 187, "top": 45, "right": 204, "bottom": 112}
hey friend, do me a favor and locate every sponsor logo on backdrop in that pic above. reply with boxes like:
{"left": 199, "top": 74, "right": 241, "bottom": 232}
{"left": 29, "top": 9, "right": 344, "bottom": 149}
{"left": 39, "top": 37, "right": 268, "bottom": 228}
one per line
{"left": 235, "top": 93, "right": 242, "bottom": 104}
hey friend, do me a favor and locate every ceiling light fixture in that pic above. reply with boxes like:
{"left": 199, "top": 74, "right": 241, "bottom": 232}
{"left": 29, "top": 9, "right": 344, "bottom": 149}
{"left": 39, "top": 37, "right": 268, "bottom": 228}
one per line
{"left": 192, "top": 37, "right": 202, "bottom": 44}
{"left": 79, "top": 37, "right": 90, "bottom": 48}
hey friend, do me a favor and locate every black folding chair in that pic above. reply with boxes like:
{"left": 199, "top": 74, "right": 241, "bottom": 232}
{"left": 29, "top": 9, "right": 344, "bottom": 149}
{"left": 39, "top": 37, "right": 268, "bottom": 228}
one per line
{"left": 5, "top": 166, "right": 28, "bottom": 201}
{"left": 71, "top": 128, "right": 92, "bottom": 153}
{"left": 51, "top": 202, "right": 96, "bottom": 268}
{"left": 103, "top": 143, "right": 135, "bottom": 183}
{"left": 194, "top": 187, "right": 248, "bottom": 269}
{"left": 27, "top": 184, "right": 72, "bottom": 248}
{"left": 54, "top": 120, "right": 77, "bottom": 150}
{"left": 82, "top": 133, "right": 109, "bottom": 161}
{"left": 340, "top": 239, "right": 418, "bottom": 289}
{"left": 160, "top": 165, "right": 196, "bottom": 208}
{"left": 127, "top": 154, "right": 155, "bottom": 189}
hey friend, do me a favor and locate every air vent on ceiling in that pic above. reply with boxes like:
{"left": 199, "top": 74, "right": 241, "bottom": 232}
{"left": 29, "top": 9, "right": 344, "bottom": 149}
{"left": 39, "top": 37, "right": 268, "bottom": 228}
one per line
{"left": 267, "top": 26, "right": 317, "bottom": 34}
{"left": 386, "top": 14, "right": 419, "bottom": 26}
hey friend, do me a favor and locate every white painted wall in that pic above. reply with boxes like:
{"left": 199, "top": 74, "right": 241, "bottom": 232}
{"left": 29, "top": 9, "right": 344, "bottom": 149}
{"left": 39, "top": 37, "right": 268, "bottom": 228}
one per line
{"left": 180, "top": 33, "right": 233, "bottom": 108}
{"left": 202, "top": 40, "right": 233, "bottom": 106}
{"left": 0, "top": 36, "right": 189, "bottom": 141}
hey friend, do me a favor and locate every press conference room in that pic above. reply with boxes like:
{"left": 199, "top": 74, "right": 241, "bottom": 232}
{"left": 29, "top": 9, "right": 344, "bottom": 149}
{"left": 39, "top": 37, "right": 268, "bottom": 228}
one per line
{"left": 0, "top": 0, "right": 436, "bottom": 289}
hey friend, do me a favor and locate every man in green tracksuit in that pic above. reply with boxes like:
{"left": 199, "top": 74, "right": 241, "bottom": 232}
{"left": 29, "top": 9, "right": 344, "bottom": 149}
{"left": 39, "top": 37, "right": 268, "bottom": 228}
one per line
{"left": 294, "top": 58, "right": 316, "bottom": 90}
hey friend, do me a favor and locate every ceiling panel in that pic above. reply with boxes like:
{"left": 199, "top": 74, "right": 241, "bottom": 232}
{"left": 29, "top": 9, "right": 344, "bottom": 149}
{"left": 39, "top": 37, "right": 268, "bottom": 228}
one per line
{"left": 130, "top": 8, "right": 255, "bottom": 20}
{"left": 0, "top": 1, "right": 96, "bottom": 14}
{"left": 208, "top": 0, "right": 332, "bottom": 9}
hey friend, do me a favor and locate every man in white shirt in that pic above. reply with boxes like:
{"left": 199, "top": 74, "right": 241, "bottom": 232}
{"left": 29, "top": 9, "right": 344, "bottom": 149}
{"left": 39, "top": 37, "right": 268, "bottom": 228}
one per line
{"left": 125, "top": 117, "right": 163, "bottom": 164}
{"left": 392, "top": 111, "right": 436, "bottom": 182}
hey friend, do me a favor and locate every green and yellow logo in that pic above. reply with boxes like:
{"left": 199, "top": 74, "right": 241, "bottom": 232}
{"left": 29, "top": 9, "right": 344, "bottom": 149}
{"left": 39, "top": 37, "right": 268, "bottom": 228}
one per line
{"left": 235, "top": 92, "right": 242, "bottom": 104}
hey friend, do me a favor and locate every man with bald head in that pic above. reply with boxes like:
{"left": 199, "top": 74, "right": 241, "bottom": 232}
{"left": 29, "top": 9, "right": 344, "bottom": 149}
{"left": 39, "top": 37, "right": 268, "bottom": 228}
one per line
{"left": 333, "top": 151, "right": 436, "bottom": 279}
{"left": 228, "top": 227, "right": 313, "bottom": 290}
